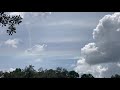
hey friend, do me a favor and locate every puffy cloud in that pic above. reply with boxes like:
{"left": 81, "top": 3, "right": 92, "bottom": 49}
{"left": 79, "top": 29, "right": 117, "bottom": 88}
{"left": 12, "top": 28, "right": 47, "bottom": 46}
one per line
{"left": 4, "top": 39, "right": 20, "bottom": 48}
{"left": 75, "top": 57, "right": 108, "bottom": 78}
{"left": 75, "top": 65, "right": 108, "bottom": 78}
{"left": 81, "top": 13, "right": 120, "bottom": 65}
{"left": 75, "top": 12, "right": 120, "bottom": 77}
{"left": 25, "top": 44, "right": 47, "bottom": 55}
{"left": 81, "top": 43, "right": 98, "bottom": 55}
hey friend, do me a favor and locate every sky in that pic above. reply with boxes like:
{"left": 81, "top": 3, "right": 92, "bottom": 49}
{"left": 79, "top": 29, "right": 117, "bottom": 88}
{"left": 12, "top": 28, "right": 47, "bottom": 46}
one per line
{"left": 1, "top": 12, "right": 119, "bottom": 78}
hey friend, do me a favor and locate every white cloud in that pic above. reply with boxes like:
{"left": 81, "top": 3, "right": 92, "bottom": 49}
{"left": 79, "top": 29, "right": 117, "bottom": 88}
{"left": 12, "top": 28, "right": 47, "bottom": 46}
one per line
{"left": 25, "top": 44, "right": 47, "bottom": 55}
{"left": 8, "top": 68, "right": 15, "bottom": 72}
{"left": 81, "top": 43, "right": 98, "bottom": 55}
{"left": 75, "top": 12, "right": 120, "bottom": 77}
{"left": 80, "top": 12, "right": 120, "bottom": 65}
{"left": 75, "top": 60, "right": 108, "bottom": 78}
{"left": 47, "top": 20, "right": 95, "bottom": 27}
{"left": 4, "top": 39, "right": 20, "bottom": 48}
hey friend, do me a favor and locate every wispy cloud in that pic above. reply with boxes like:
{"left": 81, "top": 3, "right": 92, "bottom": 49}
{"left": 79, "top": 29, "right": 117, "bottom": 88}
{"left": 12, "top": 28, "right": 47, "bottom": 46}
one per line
{"left": 25, "top": 44, "right": 47, "bottom": 55}
{"left": 47, "top": 20, "right": 95, "bottom": 28}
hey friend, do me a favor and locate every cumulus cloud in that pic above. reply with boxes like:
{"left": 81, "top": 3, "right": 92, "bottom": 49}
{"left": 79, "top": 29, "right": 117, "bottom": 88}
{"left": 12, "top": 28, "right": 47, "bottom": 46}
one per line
{"left": 75, "top": 58, "right": 108, "bottom": 78}
{"left": 25, "top": 44, "right": 47, "bottom": 55}
{"left": 75, "top": 12, "right": 120, "bottom": 77}
{"left": 4, "top": 39, "right": 20, "bottom": 48}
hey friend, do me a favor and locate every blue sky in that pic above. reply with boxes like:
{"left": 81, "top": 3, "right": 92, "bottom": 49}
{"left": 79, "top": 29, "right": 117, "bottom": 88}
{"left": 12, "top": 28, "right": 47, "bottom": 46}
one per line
{"left": 0, "top": 12, "right": 114, "bottom": 71}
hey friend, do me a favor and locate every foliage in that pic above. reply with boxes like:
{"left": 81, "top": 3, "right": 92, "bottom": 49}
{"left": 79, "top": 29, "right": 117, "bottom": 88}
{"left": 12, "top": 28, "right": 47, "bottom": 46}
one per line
{"left": 1, "top": 65, "right": 79, "bottom": 78}
{"left": 81, "top": 74, "right": 94, "bottom": 78}
{"left": 0, "top": 12, "right": 22, "bottom": 35}
{"left": 1, "top": 65, "right": 120, "bottom": 78}
{"left": 111, "top": 74, "right": 120, "bottom": 78}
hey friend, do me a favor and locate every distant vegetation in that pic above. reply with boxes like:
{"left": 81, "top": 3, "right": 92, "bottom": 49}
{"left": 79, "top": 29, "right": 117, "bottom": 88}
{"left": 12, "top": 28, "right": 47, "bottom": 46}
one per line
{"left": 0, "top": 65, "right": 79, "bottom": 78}
{"left": 0, "top": 65, "right": 119, "bottom": 78}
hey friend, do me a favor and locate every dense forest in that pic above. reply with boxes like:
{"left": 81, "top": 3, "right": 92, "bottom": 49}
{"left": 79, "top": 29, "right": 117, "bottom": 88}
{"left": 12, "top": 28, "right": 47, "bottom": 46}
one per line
{"left": 0, "top": 65, "right": 119, "bottom": 78}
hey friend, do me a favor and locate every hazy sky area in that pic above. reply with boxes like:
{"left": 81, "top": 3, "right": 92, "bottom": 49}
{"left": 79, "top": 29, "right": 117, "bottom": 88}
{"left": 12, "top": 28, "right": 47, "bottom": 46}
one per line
{"left": 1, "top": 12, "right": 118, "bottom": 78}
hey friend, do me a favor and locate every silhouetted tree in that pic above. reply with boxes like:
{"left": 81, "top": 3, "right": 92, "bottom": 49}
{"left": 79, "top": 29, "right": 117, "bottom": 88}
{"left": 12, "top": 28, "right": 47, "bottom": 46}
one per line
{"left": 0, "top": 71, "right": 3, "bottom": 78}
{"left": 38, "top": 67, "right": 43, "bottom": 72}
{"left": 111, "top": 74, "right": 120, "bottom": 78}
{"left": 3, "top": 72, "right": 11, "bottom": 78}
{"left": 23, "top": 65, "right": 36, "bottom": 78}
{"left": 0, "top": 65, "right": 80, "bottom": 78}
{"left": 68, "top": 71, "right": 79, "bottom": 78}
{"left": 0, "top": 12, "right": 22, "bottom": 35}
{"left": 81, "top": 74, "right": 94, "bottom": 78}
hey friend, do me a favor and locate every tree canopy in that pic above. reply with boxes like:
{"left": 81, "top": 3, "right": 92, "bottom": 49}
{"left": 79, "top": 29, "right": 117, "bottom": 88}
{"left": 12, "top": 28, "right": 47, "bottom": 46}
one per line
{"left": 111, "top": 74, "right": 120, "bottom": 78}
{"left": 0, "top": 65, "right": 80, "bottom": 78}
{"left": 0, "top": 12, "right": 23, "bottom": 35}
{"left": 0, "top": 65, "right": 120, "bottom": 78}
{"left": 81, "top": 74, "right": 94, "bottom": 78}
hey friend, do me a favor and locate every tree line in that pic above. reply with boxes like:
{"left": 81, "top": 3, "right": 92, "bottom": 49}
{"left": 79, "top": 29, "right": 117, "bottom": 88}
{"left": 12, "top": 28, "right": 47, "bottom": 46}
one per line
{"left": 0, "top": 65, "right": 119, "bottom": 78}
{"left": 0, "top": 65, "right": 79, "bottom": 78}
